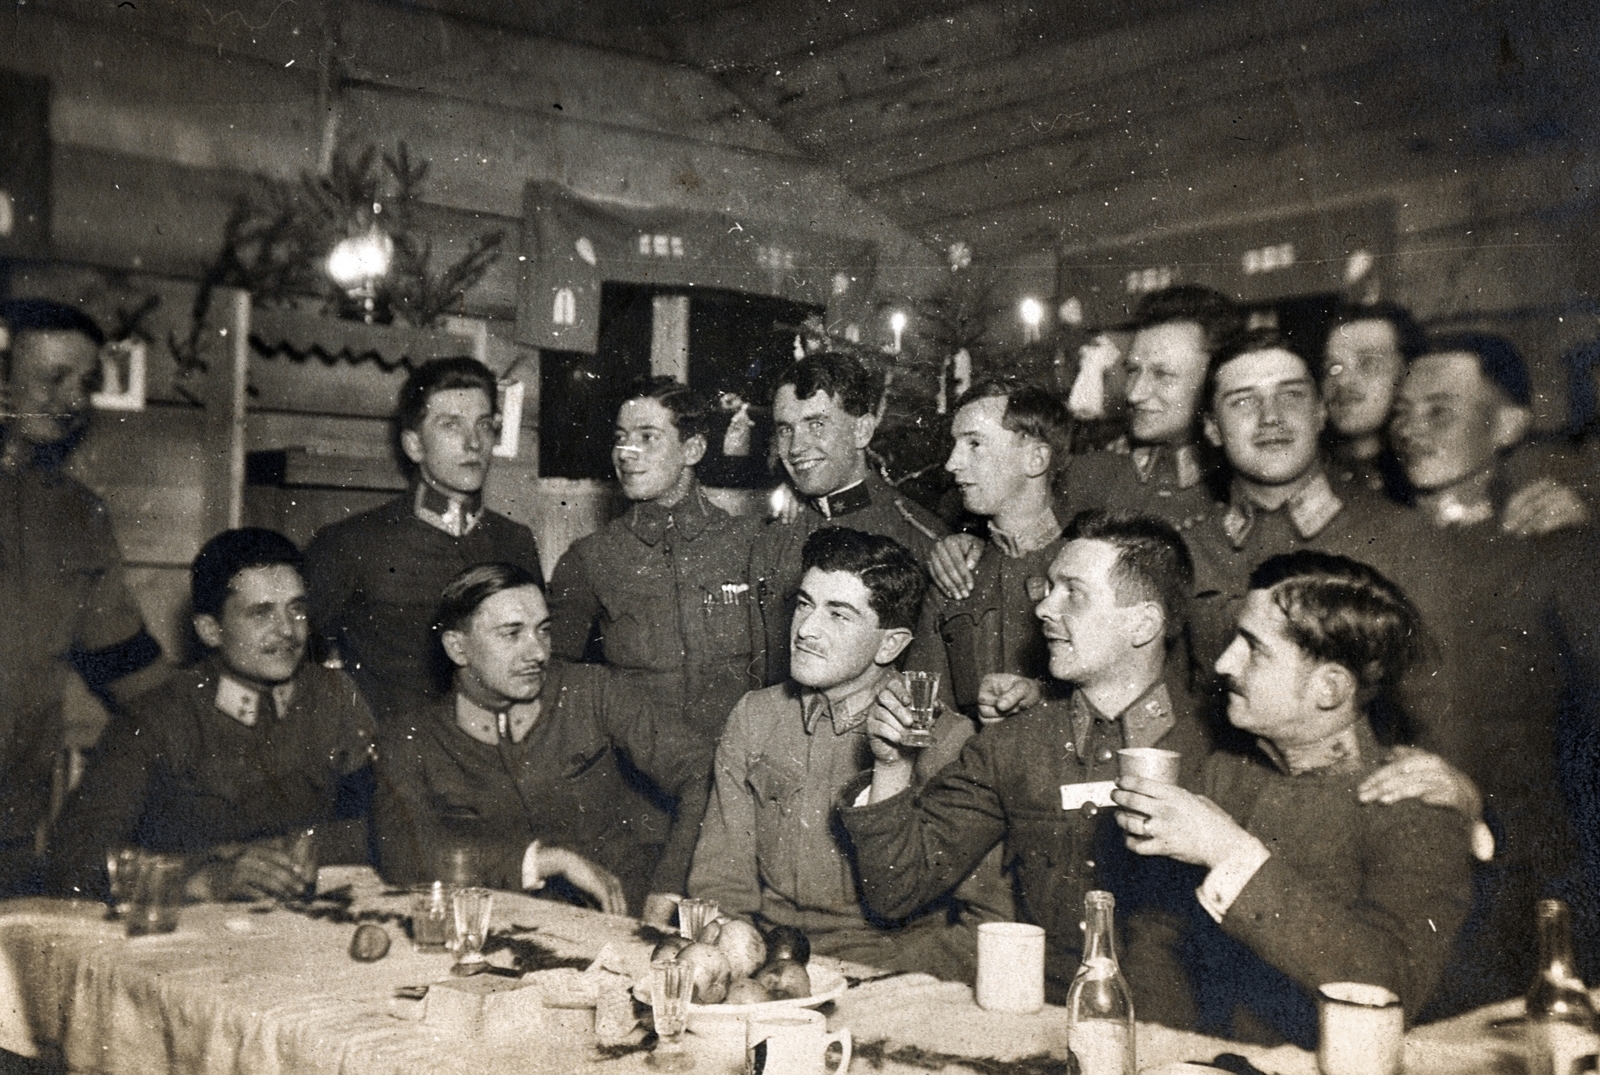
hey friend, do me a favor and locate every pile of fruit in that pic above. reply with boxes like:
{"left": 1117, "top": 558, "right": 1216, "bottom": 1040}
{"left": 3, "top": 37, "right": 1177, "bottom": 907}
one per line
{"left": 652, "top": 918, "right": 812, "bottom": 1005}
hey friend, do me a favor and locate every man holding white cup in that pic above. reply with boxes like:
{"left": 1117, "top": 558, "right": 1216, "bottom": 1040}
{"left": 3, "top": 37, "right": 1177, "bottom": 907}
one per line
{"left": 839, "top": 510, "right": 1211, "bottom": 1001}
{"left": 1112, "top": 550, "right": 1473, "bottom": 1047}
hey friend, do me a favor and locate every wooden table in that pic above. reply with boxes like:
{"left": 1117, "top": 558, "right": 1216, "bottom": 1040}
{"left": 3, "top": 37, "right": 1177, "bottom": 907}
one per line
{"left": 0, "top": 867, "right": 1557, "bottom": 1074}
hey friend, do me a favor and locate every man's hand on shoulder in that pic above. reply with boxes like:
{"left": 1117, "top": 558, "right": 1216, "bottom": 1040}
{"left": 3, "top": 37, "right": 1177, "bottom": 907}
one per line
{"left": 1502, "top": 478, "right": 1590, "bottom": 537}
{"left": 929, "top": 533, "right": 984, "bottom": 600}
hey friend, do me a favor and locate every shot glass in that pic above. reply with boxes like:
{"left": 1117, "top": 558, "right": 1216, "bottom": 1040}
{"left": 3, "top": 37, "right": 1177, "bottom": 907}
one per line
{"left": 409, "top": 881, "right": 453, "bottom": 952}
{"left": 647, "top": 959, "right": 694, "bottom": 1071}
{"left": 677, "top": 897, "right": 719, "bottom": 941}
{"left": 450, "top": 886, "right": 494, "bottom": 971}
{"left": 283, "top": 826, "right": 318, "bottom": 901}
{"left": 900, "top": 671, "right": 940, "bottom": 748}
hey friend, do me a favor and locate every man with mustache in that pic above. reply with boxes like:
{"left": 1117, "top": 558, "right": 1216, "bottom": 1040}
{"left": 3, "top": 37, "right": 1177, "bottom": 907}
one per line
{"left": 840, "top": 511, "right": 1211, "bottom": 997}
{"left": 548, "top": 377, "right": 758, "bottom": 754}
{"left": 1114, "top": 551, "right": 1471, "bottom": 1045}
{"left": 49, "top": 529, "right": 375, "bottom": 902}
{"left": 304, "top": 357, "right": 543, "bottom": 727}
{"left": 747, "top": 351, "right": 946, "bottom": 686}
{"left": 374, "top": 563, "right": 709, "bottom": 921}
{"left": 1, "top": 299, "right": 166, "bottom": 895}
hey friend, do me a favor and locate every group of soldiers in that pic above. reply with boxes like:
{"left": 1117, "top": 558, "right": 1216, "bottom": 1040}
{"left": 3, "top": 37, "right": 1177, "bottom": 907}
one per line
{"left": 2, "top": 284, "right": 1597, "bottom": 1049}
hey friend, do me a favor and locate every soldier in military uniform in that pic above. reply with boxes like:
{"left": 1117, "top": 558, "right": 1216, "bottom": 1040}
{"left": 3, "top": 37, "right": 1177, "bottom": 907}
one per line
{"left": 747, "top": 352, "right": 946, "bottom": 687}
{"left": 547, "top": 377, "right": 759, "bottom": 750}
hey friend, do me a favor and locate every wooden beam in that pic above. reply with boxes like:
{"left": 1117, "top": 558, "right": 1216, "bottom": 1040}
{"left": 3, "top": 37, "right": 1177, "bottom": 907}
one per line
{"left": 668, "top": 0, "right": 990, "bottom": 73}
{"left": 813, "top": 3, "right": 1464, "bottom": 190}
{"left": 336, "top": 2, "right": 801, "bottom": 157}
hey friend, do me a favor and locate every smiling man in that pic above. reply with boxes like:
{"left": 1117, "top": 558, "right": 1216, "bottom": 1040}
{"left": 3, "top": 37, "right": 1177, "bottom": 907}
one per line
{"left": 304, "top": 357, "right": 542, "bottom": 726}
{"left": 1319, "top": 302, "right": 1426, "bottom": 500}
{"left": 374, "top": 562, "right": 710, "bottom": 924}
{"left": 691, "top": 528, "right": 973, "bottom": 975}
{"left": 547, "top": 377, "right": 758, "bottom": 749}
{"left": 1113, "top": 551, "right": 1471, "bottom": 1045}
{"left": 841, "top": 511, "right": 1211, "bottom": 998}
{"left": 49, "top": 529, "right": 376, "bottom": 903}
{"left": 747, "top": 352, "right": 946, "bottom": 685}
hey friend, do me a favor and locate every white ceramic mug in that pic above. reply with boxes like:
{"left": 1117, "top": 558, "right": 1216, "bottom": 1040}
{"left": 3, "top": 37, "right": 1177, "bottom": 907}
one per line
{"left": 1318, "top": 982, "right": 1403, "bottom": 1075}
{"left": 745, "top": 1009, "right": 851, "bottom": 1075}
{"left": 976, "top": 921, "right": 1047, "bottom": 1013}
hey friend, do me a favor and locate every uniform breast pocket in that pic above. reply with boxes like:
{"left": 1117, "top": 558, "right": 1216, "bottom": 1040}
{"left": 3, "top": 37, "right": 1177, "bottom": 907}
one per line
{"left": 1007, "top": 811, "right": 1081, "bottom": 926}
{"left": 745, "top": 754, "right": 803, "bottom": 853}
{"left": 597, "top": 581, "right": 678, "bottom": 669}
{"left": 560, "top": 740, "right": 612, "bottom": 783}
{"left": 697, "top": 582, "right": 754, "bottom": 661}
{"left": 940, "top": 607, "right": 1001, "bottom": 709}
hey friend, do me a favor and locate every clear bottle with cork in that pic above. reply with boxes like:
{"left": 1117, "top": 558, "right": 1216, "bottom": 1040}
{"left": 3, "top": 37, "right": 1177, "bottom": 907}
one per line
{"left": 1065, "top": 889, "right": 1136, "bottom": 1075}
{"left": 1526, "top": 898, "right": 1599, "bottom": 1075}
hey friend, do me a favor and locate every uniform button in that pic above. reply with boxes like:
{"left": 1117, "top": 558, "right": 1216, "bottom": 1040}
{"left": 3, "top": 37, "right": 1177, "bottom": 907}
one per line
{"left": 1085, "top": 859, "right": 1096, "bottom": 869}
{"left": 1095, "top": 747, "right": 1115, "bottom": 764}
{"left": 1062, "top": 742, "right": 1075, "bottom": 755}
{"left": 1081, "top": 803, "right": 1099, "bottom": 819}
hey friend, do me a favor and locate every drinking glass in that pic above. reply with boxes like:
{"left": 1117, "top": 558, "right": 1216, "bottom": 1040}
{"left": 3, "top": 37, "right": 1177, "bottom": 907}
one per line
{"left": 450, "top": 886, "right": 494, "bottom": 972}
{"left": 105, "top": 845, "right": 140, "bottom": 920}
{"left": 282, "top": 826, "right": 318, "bottom": 901}
{"left": 647, "top": 959, "right": 694, "bottom": 1071}
{"left": 409, "top": 881, "right": 453, "bottom": 952}
{"left": 126, "top": 852, "right": 187, "bottom": 937}
{"left": 900, "top": 671, "right": 940, "bottom": 748}
{"left": 677, "top": 897, "right": 719, "bottom": 940}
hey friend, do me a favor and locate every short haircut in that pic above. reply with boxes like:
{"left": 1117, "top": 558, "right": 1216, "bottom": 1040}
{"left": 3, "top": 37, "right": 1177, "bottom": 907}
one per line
{"left": 1324, "top": 301, "right": 1428, "bottom": 365}
{"left": 191, "top": 528, "right": 304, "bottom": 619}
{"left": 953, "top": 379, "right": 1073, "bottom": 474}
{"left": 1249, "top": 550, "right": 1422, "bottom": 700}
{"left": 1064, "top": 510, "right": 1194, "bottom": 642}
{"left": 396, "top": 357, "right": 499, "bottom": 433}
{"left": 773, "top": 351, "right": 883, "bottom": 417}
{"left": 1424, "top": 332, "right": 1531, "bottom": 408}
{"left": 434, "top": 562, "right": 544, "bottom": 636}
{"left": 1128, "top": 285, "right": 1245, "bottom": 359}
{"left": 622, "top": 375, "right": 711, "bottom": 442}
{"left": 799, "top": 527, "right": 925, "bottom": 631}
{"left": 1203, "top": 327, "right": 1315, "bottom": 412}
{"left": 0, "top": 298, "right": 107, "bottom": 349}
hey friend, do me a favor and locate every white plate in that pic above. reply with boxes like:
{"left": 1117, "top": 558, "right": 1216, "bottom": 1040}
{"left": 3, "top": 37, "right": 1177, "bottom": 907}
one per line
{"left": 634, "top": 961, "right": 848, "bottom": 1020}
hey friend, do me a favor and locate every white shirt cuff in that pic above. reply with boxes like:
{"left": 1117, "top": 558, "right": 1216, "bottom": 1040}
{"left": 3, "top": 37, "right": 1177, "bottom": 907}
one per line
{"left": 1471, "top": 821, "right": 1495, "bottom": 863}
{"left": 521, "top": 840, "right": 545, "bottom": 890}
{"left": 1196, "top": 836, "right": 1272, "bottom": 923}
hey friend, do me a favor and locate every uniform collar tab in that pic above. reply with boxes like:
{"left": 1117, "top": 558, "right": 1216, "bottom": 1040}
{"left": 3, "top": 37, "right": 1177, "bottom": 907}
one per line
{"left": 809, "top": 479, "right": 871, "bottom": 521}
{"left": 215, "top": 673, "right": 295, "bottom": 727}
{"left": 454, "top": 691, "right": 540, "bottom": 745}
{"left": 414, "top": 483, "right": 484, "bottom": 538}
{"left": 1224, "top": 471, "right": 1343, "bottom": 547}
{"left": 1068, "top": 680, "right": 1175, "bottom": 762}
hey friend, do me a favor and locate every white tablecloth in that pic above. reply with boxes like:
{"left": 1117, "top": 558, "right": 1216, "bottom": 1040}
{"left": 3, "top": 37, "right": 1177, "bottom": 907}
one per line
{"left": 0, "top": 867, "right": 1554, "bottom": 1075}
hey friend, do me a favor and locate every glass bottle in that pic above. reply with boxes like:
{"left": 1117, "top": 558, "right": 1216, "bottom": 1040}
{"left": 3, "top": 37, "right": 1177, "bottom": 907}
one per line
{"left": 1065, "top": 890, "right": 1136, "bottom": 1075}
{"left": 1526, "top": 899, "right": 1599, "bottom": 1075}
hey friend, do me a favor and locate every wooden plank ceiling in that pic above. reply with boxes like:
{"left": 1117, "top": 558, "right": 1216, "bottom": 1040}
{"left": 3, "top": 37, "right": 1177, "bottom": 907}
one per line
{"left": 407, "top": 0, "right": 1596, "bottom": 262}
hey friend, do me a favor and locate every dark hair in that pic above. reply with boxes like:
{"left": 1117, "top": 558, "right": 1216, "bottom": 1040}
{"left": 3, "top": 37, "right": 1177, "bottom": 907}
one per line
{"left": 953, "top": 380, "right": 1073, "bottom": 475}
{"left": 622, "top": 375, "right": 711, "bottom": 441}
{"left": 396, "top": 357, "right": 499, "bottom": 433}
{"left": 1324, "top": 301, "right": 1428, "bottom": 365}
{"left": 0, "top": 298, "right": 107, "bottom": 349}
{"left": 1128, "top": 286, "right": 1244, "bottom": 359}
{"left": 191, "top": 528, "right": 304, "bottom": 619}
{"left": 1248, "top": 551, "right": 1422, "bottom": 702}
{"left": 799, "top": 527, "right": 925, "bottom": 631}
{"left": 434, "top": 562, "right": 544, "bottom": 636}
{"left": 773, "top": 351, "right": 883, "bottom": 417}
{"left": 1423, "top": 332, "right": 1531, "bottom": 408}
{"left": 1063, "top": 510, "right": 1194, "bottom": 642}
{"left": 1203, "top": 327, "right": 1316, "bottom": 412}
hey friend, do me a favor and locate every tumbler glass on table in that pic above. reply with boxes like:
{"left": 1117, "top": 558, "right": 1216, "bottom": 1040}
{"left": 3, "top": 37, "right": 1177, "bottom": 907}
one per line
{"left": 409, "top": 881, "right": 453, "bottom": 952}
{"left": 677, "top": 897, "right": 719, "bottom": 941}
{"left": 900, "top": 671, "right": 940, "bottom": 748}
{"left": 450, "top": 886, "right": 494, "bottom": 973}
{"left": 105, "top": 845, "right": 140, "bottom": 920}
{"left": 282, "top": 826, "right": 318, "bottom": 901}
{"left": 125, "top": 852, "right": 187, "bottom": 937}
{"left": 647, "top": 958, "right": 695, "bottom": 1071}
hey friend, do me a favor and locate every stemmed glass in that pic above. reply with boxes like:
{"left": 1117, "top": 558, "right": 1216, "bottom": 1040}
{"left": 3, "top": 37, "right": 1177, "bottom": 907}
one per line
{"left": 450, "top": 886, "right": 494, "bottom": 976}
{"left": 647, "top": 959, "right": 694, "bottom": 1071}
